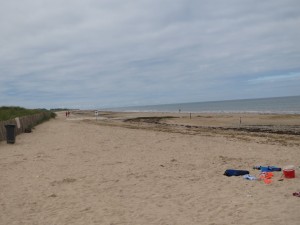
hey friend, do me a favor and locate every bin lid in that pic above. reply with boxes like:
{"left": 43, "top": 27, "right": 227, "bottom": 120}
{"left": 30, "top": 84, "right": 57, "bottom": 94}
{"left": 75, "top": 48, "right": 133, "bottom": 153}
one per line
{"left": 5, "top": 124, "right": 16, "bottom": 128}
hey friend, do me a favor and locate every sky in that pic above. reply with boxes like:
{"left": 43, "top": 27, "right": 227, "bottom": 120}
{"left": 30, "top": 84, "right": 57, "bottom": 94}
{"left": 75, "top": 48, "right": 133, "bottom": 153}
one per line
{"left": 0, "top": 0, "right": 300, "bottom": 109}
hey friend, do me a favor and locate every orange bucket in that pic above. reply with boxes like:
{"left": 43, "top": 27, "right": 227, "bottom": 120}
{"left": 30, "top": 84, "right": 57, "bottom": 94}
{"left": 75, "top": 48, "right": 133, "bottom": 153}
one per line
{"left": 283, "top": 169, "right": 295, "bottom": 178}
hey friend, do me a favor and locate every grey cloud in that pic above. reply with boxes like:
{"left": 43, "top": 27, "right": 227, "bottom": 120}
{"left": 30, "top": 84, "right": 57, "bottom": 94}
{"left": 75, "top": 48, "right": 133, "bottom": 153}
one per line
{"left": 1, "top": 0, "right": 300, "bottom": 108}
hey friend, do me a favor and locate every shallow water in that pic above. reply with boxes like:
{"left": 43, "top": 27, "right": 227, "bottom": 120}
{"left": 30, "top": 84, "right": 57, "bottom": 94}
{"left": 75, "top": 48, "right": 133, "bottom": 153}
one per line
{"left": 106, "top": 95, "right": 300, "bottom": 114}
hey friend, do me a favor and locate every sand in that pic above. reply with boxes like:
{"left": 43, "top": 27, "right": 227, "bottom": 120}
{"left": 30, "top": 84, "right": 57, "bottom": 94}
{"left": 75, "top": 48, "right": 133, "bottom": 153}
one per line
{"left": 0, "top": 111, "right": 299, "bottom": 225}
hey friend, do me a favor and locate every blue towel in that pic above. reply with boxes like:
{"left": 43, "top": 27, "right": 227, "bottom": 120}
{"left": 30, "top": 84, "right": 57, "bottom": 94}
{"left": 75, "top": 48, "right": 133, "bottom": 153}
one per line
{"left": 224, "top": 169, "right": 250, "bottom": 176}
{"left": 260, "top": 166, "right": 281, "bottom": 172}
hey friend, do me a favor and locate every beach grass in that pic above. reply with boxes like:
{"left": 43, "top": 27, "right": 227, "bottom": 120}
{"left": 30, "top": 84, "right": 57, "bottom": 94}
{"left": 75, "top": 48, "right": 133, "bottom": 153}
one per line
{"left": 0, "top": 106, "right": 56, "bottom": 121}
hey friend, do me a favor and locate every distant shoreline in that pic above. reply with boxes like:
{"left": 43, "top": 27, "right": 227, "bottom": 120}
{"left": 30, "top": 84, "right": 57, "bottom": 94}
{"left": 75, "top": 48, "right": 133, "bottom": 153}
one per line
{"left": 101, "top": 110, "right": 300, "bottom": 115}
{"left": 101, "top": 95, "right": 300, "bottom": 114}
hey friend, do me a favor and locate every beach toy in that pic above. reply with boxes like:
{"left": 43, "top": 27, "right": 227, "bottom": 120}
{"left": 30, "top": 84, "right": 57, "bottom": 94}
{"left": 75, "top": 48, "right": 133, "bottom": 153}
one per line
{"left": 263, "top": 179, "right": 273, "bottom": 184}
{"left": 283, "top": 169, "right": 295, "bottom": 178}
{"left": 259, "top": 172, "right": 274, "bottom": 179}
{"left": 224, "top": 169, "right": 249, "bottom": 177}
{"left": 259, "top": 172, "right": 274, "bottom": 184}
{"left": 283, "top": 165, "right": 295, "bottom": 179}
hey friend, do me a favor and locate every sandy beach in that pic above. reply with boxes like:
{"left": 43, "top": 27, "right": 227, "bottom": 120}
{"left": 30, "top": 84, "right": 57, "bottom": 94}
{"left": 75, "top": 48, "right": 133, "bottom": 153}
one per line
{"left": 0, "top": 111, "right": 299, "bottom": 225}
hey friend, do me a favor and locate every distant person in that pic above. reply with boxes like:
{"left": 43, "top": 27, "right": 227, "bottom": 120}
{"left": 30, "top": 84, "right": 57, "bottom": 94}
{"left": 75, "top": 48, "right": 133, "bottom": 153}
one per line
{"left": 66, "top": 111, "right": 68, "bottom": 117}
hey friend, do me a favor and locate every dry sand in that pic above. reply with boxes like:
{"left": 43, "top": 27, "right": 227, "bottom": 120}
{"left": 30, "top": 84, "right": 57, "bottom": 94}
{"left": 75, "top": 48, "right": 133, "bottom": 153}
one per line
{"left": 0, "top": 111, "right": 299, "bottom": 225}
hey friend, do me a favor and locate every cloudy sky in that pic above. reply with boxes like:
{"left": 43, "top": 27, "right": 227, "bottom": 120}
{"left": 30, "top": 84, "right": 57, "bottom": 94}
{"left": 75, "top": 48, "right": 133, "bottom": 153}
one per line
{"left": 0, "top": 0, "right": 300, "bottom": 109}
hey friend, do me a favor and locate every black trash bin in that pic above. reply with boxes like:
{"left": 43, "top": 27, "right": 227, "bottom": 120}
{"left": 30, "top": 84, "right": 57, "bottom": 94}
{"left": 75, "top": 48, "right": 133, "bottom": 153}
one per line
{"left": 5, "top": 124, "right": 16, "bottom": 144}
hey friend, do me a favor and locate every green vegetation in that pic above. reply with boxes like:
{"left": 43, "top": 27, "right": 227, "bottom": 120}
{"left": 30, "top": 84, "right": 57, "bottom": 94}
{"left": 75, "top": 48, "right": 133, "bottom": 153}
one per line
{"left": 0, "top": 106, "right": 56, "bottom": 121}
{"left": 26, "top": 111, "right": 56, "bottom": 131}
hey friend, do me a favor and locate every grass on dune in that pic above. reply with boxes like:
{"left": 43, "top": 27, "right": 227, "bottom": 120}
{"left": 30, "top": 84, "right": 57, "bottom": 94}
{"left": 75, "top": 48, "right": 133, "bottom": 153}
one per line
{"left": 0, "top": 106, "right": 56, "bottom": 121}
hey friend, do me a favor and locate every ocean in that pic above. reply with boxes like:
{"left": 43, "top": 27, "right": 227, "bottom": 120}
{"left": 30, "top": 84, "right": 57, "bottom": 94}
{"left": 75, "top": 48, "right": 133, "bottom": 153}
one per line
{"left": 105, "top": 96, "right": 300, "bottom": 114}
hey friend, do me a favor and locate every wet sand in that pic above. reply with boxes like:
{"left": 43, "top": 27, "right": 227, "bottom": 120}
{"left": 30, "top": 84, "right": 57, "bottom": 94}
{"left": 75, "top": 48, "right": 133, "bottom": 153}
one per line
{"left": 0, "top": 111, "right": 299, "bottom": 225}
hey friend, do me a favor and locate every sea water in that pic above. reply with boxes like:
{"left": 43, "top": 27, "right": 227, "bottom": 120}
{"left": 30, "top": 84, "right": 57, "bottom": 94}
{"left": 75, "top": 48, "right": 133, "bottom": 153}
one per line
{"left": 106, "top": 96, "right": 300, "bottom": 114}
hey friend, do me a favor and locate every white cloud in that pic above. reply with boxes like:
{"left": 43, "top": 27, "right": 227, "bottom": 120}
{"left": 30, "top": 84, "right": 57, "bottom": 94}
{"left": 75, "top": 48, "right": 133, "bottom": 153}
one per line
{"left": 248, "top": 72, "right": 300, "bottom": 84}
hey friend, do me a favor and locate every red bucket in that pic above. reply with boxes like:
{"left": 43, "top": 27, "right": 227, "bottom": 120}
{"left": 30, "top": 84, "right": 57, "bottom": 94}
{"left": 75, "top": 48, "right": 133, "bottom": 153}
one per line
{"left": 283, "top": 169, "right": 295, "bottom": 178}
